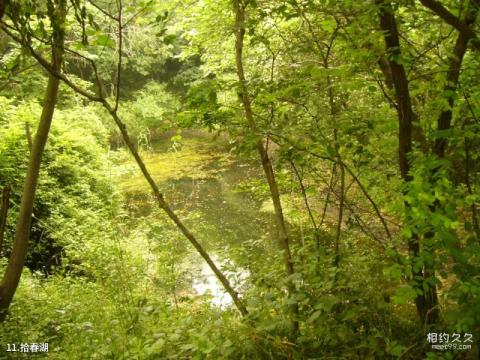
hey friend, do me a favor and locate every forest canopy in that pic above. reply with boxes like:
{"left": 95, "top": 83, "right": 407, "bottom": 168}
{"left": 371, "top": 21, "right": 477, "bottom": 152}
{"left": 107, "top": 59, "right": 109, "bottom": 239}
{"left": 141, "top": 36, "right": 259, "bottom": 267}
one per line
{"left": 0, "top": 0, "right": 479, "bottom": 359}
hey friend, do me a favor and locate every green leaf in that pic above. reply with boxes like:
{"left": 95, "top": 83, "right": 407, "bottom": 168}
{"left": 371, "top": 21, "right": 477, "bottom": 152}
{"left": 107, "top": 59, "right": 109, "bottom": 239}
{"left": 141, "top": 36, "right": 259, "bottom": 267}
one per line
{"left": 392, "top": 285, "right": 417, "bottom": 305}
{"left": 389, "top": 343, "right": 405, "bottom": 357}
{"left": 145, "top": 338, "right": 165, "bottom": 355}
{"left": 163, "top": 34, "right": 176, "bottom": 45}
{"left": 308, "top": 310, "right": 322, "bottom": 323}
{"left": 310, "top": 66, "right": 324, "bottom": 80}
{"left": 95, "top": 34, "right": 115, "bottom": 47}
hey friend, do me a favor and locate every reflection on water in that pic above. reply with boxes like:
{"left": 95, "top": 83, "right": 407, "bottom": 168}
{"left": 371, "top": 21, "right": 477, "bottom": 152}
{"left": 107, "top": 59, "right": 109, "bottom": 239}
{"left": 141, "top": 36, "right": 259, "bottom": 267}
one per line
{"left": 123, "top": 130, "right": 273, "bottom": 308}
{"left": 192, "top": 255, "right": 250, "bottom": 308}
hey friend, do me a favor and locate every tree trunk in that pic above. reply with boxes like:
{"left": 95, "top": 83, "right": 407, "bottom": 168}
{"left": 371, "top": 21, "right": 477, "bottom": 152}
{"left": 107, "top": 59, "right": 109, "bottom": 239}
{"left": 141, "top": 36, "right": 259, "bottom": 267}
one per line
{"left": 419, "top": 0, "right": 479, "bottom": 324}
{"left": 0, "top": 4, "right": 65, "bottom": 321}
{"left": 434, "top": 1, "right": 479, "bottom": 158}
{"left": 376, "top": 0, "right": 439, "bottom": 326}
{"left": 334, "top": 163, "right": 344, "bottom": 269}
{"left": 290, "top": 161, "right": 320, "bottom": 246}
{"left": 233, "top": 0, "right": 298, "bottom": 331}
{"left": 419, "top": 0, "right": 480, "bottom": 51}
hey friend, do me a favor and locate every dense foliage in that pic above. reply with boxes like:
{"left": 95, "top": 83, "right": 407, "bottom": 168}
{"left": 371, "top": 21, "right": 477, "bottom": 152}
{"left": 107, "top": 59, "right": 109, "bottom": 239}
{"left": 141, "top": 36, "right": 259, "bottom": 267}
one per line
{"left": 0, "top": 0, "right": 479, "bottom": 359}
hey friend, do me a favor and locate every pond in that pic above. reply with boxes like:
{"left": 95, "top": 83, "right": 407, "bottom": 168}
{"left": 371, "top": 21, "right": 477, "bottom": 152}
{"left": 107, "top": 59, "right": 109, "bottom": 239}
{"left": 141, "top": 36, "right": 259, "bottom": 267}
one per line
{"left": 118, "top": 129, "right": 275, "bottom": 308}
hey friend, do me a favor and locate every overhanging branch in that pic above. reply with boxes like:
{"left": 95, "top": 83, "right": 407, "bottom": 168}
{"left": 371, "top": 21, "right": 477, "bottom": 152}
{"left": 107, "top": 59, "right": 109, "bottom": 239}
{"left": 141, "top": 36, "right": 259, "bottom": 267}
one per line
{"left": 419, "top": 0, "right": 480, "bottom": 51}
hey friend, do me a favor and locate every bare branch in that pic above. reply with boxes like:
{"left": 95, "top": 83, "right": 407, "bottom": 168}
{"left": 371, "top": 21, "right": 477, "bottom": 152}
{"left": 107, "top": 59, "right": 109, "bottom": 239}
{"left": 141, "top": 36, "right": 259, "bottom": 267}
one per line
{"left": 268, "top": 131, "right": 393, "bottom": 242}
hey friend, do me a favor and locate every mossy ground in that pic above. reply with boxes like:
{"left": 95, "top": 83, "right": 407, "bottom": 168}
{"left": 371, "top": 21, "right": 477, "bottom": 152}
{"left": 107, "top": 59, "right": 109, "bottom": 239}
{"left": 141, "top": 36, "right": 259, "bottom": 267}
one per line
{"left": 117, "top": 132, "right": 234, "bottom": 193}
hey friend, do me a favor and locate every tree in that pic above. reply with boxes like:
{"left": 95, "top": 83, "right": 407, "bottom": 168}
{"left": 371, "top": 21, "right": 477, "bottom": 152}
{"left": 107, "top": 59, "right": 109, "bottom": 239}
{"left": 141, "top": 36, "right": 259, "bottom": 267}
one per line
{"left": 0, "top": 0, "right": 248, "bottom": 317}
{"left": 375, "top": 0, "right": 479, "bottom": 326}
{"left": 0, "top": 0, "right": 66, "bottom": 320}
{"left": 232, "top": 0, "right": 297, "bottom": 330}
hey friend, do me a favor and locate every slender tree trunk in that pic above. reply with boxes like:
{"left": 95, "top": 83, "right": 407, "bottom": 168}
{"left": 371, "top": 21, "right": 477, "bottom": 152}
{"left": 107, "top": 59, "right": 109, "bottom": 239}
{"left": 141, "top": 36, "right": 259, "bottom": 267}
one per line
{"left": 322, "top": 34, "right": 347, "bottom": 269}
{"left": 326, "top": 55, "right": 343, "bottom": 269}
{"left": 0, "top": 185, "right": 11, "bottom": 254}
{"left": 103, "top": 104, "right": 249, "bottom": 317}
{"left": 290, "top": 161, "right": 320, "bottom": 245}
{"left": 0, "top": 3, "right": 65, "bottom": 321}
{"left": 233, "top": 0, "right": 298, "bottom": 331}
{"left": 319, "top": 164, "right": 336, "bottom": 234}
{"left": 423, "top": 0, "right": 478, "bottom": 323}
{"left": 334, "top": 163, "right": 345, "bottom": 269}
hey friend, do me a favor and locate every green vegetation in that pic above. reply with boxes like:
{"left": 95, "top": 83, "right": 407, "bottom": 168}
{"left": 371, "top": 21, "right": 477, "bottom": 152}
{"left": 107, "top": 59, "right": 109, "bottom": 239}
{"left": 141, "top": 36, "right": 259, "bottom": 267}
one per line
{"left": 0, "top": 0, "right": 479, "bottom": 359}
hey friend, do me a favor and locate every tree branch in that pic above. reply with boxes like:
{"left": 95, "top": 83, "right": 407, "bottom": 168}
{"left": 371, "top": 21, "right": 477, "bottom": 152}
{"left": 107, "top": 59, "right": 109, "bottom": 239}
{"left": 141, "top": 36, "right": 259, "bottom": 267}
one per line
{"left": 0, "top": 23, "right": 102, "bottom": 102}
{"left": 418, "top": 0, "right": 480, "bottom": 51}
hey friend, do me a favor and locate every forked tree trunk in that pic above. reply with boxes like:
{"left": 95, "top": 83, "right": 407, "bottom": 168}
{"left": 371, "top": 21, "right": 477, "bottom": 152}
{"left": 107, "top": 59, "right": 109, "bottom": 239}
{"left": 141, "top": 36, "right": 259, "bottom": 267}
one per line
{"left": 233, "top": 0, "right": 298, "bottom": 331}
{"left": 0, "top": 3, "right": 65, "bottom": 321}
{"left": 377, "top": 0, "right": 479, "bottom": 327}
{"left": 376, "top": 0, "right": 439, "bottom": 326}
